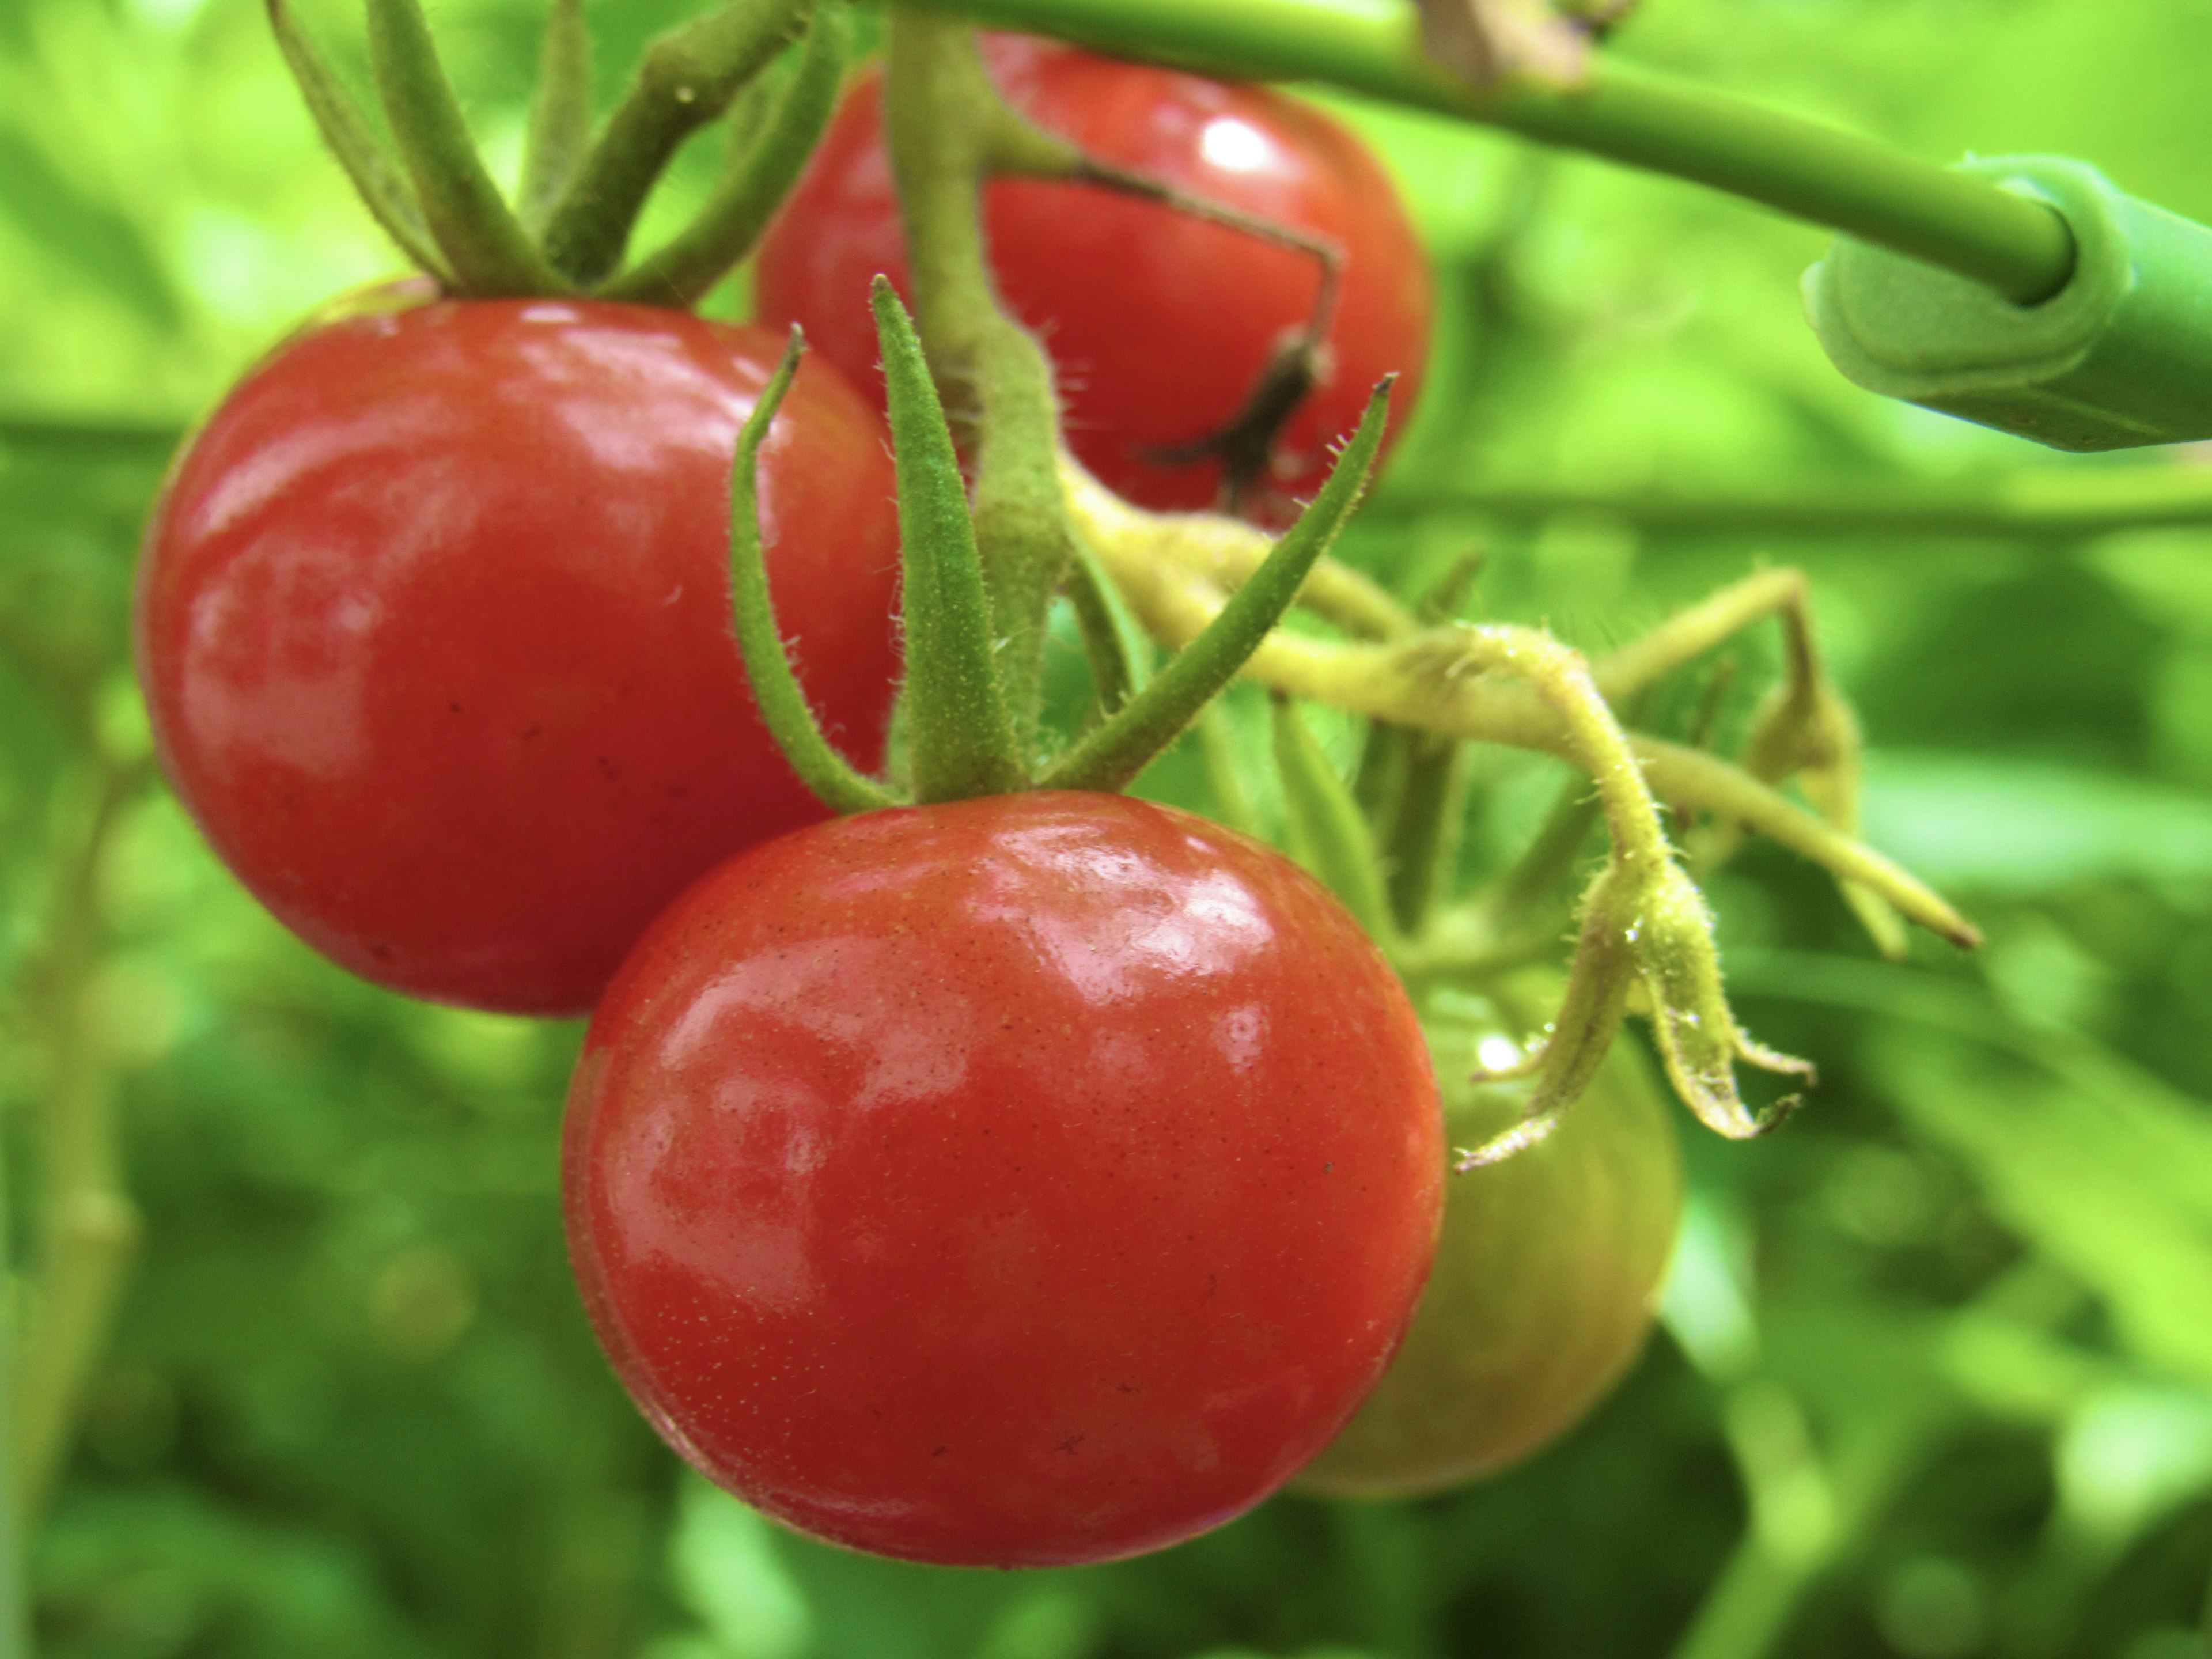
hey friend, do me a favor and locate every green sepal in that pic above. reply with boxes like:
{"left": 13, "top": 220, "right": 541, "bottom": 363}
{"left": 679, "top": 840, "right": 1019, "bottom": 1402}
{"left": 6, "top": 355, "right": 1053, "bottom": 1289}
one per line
{"left": 365, "top": 0, "right": 569, "bottom": 296}
{"left": 872, "top": 278, "right": 1029, "bottom": 804}
{"left": 607, "top": 1, "right": 851, "bottom": 307}
{"left": 517, "top": 0, "right": 594, "bottom": 237}
{"left": 541, "top": 0, "right": 809, "bottom": 289}
{"left": 265, "top": 0, "right": 455, "bottom": 287}
{"left": 1196, "top": 702, "right": 1265, "bottom": 841}
{"left": 1270, "top": 695, "right": 1401, "bottom": 952}
{"left": 1040, "top": 377, "right": 1395, "bottom": 796}
{"left": 728, "top": 329, "right": 906, "bottom": 817}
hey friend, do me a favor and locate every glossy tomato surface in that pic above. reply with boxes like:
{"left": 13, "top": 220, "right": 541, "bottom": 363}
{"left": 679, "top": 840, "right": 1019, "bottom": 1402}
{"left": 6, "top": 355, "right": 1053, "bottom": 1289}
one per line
{"left": 1298, "top": 978, "right": 1685, "bottom": 1499}
{"left": 756, "top": 37, "right": 1433, "bottom": 518}
{"left": 563, "top": 792, "right": 1444, "bottom": 1566}
{"left": 139, "top": 299, "right": 901, "bottom": 1016}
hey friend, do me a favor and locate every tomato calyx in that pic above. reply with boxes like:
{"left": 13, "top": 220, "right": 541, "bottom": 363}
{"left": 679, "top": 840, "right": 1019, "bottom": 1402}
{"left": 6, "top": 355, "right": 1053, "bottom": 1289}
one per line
{"left": 728, "top": 281, "right": 1397, "bottom": 812}
{"left": 268, "top": 0, "right": 844, "bottom": 306}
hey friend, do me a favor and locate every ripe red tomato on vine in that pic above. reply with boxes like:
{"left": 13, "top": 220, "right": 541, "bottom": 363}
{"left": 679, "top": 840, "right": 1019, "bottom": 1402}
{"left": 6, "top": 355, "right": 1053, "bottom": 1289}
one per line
{"left": 138, "top": 298, "right": 902, "bottom": 1017}
{"left": 563, "top": 791, "right": 1445, "bottom": 1567}
{"left": 756, "top": 35, "right": 1434, "bottom": 518}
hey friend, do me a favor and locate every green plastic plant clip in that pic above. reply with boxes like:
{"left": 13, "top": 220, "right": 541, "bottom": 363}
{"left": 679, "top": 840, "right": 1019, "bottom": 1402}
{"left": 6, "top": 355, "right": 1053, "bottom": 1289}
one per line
{"left": 1806, "top": 156, "right": 2212, "bottom": 452}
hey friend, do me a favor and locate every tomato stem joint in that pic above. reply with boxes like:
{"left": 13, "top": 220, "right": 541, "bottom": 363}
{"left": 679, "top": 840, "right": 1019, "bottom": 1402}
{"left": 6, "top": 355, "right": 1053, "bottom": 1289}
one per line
{"left": 1807, "top": 156, "right": 2212, "bottom": 452}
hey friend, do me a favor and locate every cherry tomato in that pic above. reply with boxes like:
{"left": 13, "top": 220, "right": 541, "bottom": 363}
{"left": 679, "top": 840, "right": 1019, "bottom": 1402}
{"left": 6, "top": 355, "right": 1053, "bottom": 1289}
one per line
{"left": 563, "top": 791, "right": 1443, "bottom": 1566}
{"left": 1296, "top": 975, "right": 1684, "bottom": 1498}
{"left": 138, "top": 299, "right": 901, "bottom": 1017}
{"left": 755, "top": 36, "right": 1433, "bottom": 518}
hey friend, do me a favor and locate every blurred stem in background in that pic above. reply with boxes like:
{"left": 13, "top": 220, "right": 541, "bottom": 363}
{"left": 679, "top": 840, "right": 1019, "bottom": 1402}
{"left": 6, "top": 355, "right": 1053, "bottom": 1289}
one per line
{"left": 6, "top": 710, "right": 149, "bottom": 1532}
{"left": 2, "top": 1124, "right": 27, "bottom": 1659}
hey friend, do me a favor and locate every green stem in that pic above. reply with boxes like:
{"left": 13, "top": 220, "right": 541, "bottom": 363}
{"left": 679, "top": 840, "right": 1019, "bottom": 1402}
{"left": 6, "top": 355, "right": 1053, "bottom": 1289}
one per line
{"left": 541, "top": 0, "right": 810, "bottom": 288}
{"left": 365, "top": 0, "right": 567, "bottom": 295}
{"left": 1270, "top": 696, "right": 1401, "bottom": 949}
{"left": 873, "top": 281, "right": 1029, "bottom": 803}
{"left": 899, "top": 0, "right": 2074, "bottom": 302}
{"left": 727, "top": 331, "right": 905, "bottom": 816}
{"left": 1061, "top": 543, "right": 1151, "bottom": 729}
{"left": 1381, "top": 728, "right": 1464, "bottom": 934}
{"left": 517, "top": 0, "right": 595, "bottom": 238}
{"left": 607, "top": 2, "right": 851, "bottom": 306}
{"left": 13, "top": 758, "right": 147, "bottom": 1528}
{"left": 884, "top": 7, "right": 1078, "bottom": 738}
{"left": 1043, "top": 381, "right": 1393, "bottom": 794}
{"left": 1, "top": 1112, "right": 25, "bottom": 1659}
{"left": 1197, "top": 702, "right": 1266, "bottom": 838}
{"left": 1374, "top": 467, "right": 2212, "bottom": 537}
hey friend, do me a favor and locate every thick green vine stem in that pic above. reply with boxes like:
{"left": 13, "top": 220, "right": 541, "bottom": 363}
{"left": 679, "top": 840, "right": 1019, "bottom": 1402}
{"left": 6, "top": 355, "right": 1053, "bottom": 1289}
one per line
{"left": 884, "top": 7, "right": 1080, "bottom": 740}
{"left": 899, "top": 0, "right": 2075, "bottom": 304}
{"left": 873, "top": 279, "right": 1031, "bottom": 803}
{"left": 606, "top": 2, "right": 853, "bottom": 306}
{"left": 366, "top": 0, "right": 569, "bottom": 295}
{"left": 1040, "top": 381, "right": 1394, "bottom": 794}
{"left": 726, "top": 331, "right": 904, "bottom": 815}
{"left": 541, "top": 0, "right": 812, "bottom": 286}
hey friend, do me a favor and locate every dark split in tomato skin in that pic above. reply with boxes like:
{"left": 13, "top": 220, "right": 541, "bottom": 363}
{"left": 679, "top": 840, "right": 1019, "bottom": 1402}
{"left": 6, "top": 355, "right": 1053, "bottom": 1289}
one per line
{"left": 138, "top": 299, "right": 902, "bottom": 1017}
{"left": 563, "top": 791, "right": 1445, "bottom": 1567}
{"left": 756, "top": 36, "right": 1434, "bottom": 519}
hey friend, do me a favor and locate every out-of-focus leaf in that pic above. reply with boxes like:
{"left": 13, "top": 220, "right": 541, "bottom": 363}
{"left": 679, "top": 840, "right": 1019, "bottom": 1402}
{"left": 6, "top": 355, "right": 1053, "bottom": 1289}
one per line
{"left": 1861, "top": 751, "right": 2212, "bottom": 893}
{"left": 0, "top": 126, "right": 180, "bottom": 329}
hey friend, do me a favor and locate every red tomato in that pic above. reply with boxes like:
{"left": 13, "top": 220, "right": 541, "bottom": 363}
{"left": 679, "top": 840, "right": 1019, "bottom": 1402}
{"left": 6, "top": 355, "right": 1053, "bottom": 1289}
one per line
{"left": 138, "top": 300, "right": 901, "bottom": 1017}
{"left": 755, "top": 37, "right": 1433, "bottom": 518}
{"left": 563, "top": 791, "right": 1444, "bottom": 1566}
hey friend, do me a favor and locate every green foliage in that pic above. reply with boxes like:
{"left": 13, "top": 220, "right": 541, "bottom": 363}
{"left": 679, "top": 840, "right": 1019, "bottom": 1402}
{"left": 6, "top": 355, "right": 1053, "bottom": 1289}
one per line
{"left": 7, "top": 0, "right": 2212, "bottom": 1656}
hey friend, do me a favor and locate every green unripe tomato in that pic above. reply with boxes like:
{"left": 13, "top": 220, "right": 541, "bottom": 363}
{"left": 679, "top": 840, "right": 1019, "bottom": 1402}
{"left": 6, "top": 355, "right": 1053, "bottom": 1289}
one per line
{"left": 1296, "top": 975, "right": 1684, "bottom": 1499}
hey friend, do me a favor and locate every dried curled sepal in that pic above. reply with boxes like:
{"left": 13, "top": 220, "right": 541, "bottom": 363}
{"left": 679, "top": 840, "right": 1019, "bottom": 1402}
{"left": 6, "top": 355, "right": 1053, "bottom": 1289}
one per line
{"left": 1463, "top": 857, "right": 1814, "bottom": 1166}
{"left": 1629, "top": 861, "right": 1815, "bottom": 1140}
{"left": 1456, "top": 870, "right": 1635, "bottom": 1170}
{"left": 1414, "top": 0, "right": 1600, "bottom": 90}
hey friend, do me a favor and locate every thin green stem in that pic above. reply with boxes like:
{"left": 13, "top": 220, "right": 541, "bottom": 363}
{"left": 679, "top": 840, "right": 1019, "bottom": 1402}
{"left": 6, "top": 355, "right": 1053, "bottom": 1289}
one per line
{"left": 728, "top": 331, "right": 905, "bottom": 816}
{"left": 1381, "top": 727, "right": 1464, "bottom": 934}
{"left": 607, "top": 2, "right": 851, "bottom": 307}
{"left": 901, "top": 0, "right": 2074, "bottom": 302}
{"left": 266, "top": 0, "right": 456, "bottom": 286}
{"left": 14, "top": 757, "right": 148, "bottom": 1528}
{"left": 885, "top": 7, "right": 1078, "bottom": 739}
{"left": 365, "top": 0, "right": 567, "bottom": 294}
{"left": 1061, "top": 543, "right": 1151, "bottom": 730}
{"left": 0, "top": 1106, "right": 25, "bottom": 1659}
{"left": 1043, "top": 380, "right": 1393, "bottom": 794}
{"left": 541, "top": 0, "right": 810, "bottom": 287}
{"left": 517, "top": 0, "right": 595, "bottom": 237}
{"left": 1373, "top": 467, "right": 2212, "bottom": 537}
{"left": 873, "top": 281, "right": 1029, "bottom": 803}
{"left": 1270, "top": 695, "right": 1402, "bottom": 949}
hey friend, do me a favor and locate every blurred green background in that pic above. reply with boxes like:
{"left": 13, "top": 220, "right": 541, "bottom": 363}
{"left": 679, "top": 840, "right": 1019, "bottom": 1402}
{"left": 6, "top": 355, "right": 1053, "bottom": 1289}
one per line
{"left": 7, "top": 0, "right": 2212, "bottom": 1654}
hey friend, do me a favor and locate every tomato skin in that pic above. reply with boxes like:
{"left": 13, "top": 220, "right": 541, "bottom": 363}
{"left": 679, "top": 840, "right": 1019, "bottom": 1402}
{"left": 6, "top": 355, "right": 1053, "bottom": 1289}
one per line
{"left": 137, "top": 300, "right": 901, "bottom": 1017}
{"left": 1296, "top": 979, "right": 1685, "bottom": 1499}
{"left": 563, "top": 791, "right": 1444, "bottom": 1566}
{"left": 755, "top": 37, "right": 1433, "bottom": 517}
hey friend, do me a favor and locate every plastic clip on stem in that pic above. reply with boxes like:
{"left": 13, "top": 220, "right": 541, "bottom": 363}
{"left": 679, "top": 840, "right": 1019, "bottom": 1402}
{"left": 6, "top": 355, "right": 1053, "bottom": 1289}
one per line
{"left": 900, "top": 0, "right": 2212, "bottom": 452}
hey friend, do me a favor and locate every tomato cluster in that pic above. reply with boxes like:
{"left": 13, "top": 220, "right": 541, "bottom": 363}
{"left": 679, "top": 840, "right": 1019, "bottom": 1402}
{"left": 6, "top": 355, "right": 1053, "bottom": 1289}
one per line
{"left": 132, "top": 29, "right": 1672, "bottom": 1571}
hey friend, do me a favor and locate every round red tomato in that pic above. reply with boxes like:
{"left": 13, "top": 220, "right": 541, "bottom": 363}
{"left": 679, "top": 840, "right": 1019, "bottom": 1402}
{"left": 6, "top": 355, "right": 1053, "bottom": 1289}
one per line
{"left": 562, "top": 791, "right": 1443, "bottom": 1566}
{"left": 755, "top": 36, "right": 1433, "bottom": 518}
{"left": 138, "top": 299, "right": 900, "bottom": 1017}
